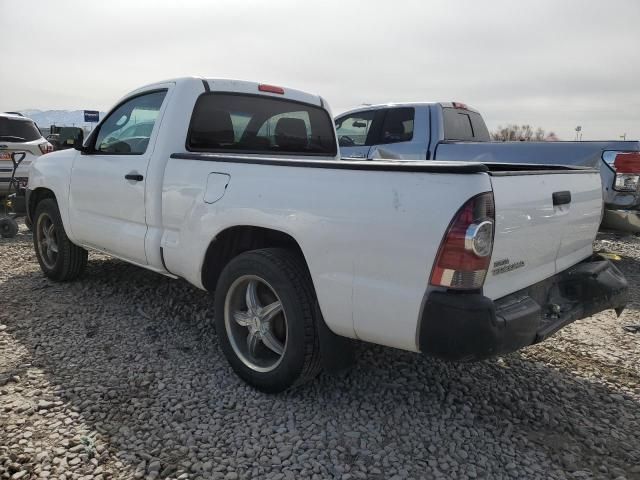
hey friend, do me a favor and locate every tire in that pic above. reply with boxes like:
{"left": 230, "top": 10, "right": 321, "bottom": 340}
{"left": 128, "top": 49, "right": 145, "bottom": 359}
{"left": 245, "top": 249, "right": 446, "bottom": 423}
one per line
{"left": 33, "top": 198, "right": 87, "bottom": 281}
{"left": 214, "top": 248, "right": 322, "bottom": 393}
{"left": 0, "top": 217, "right": 18, "bottom": 238}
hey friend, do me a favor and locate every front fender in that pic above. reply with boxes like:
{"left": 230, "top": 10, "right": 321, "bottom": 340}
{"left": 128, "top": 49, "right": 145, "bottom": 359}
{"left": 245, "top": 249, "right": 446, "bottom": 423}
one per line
{"left": 28, "top": 149, "right": 78, "bottom": 242}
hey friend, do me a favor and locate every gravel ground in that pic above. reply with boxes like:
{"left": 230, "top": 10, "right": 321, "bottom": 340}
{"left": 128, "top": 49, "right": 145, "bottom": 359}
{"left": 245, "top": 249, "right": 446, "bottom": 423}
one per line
{"left": 1, "top": 222, "right": 639, "bottom": 480}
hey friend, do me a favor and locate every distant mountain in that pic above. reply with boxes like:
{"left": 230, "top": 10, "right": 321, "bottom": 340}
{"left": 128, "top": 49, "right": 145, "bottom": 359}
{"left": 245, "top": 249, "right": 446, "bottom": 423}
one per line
{"left": 18, "top": 109, "right": 105, "bottom": 130}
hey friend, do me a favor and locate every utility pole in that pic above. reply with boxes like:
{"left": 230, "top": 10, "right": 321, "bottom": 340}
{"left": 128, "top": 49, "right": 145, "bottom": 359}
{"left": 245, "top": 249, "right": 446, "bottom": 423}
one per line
{"left": 575, "top": 126, "right": 582, "bottom": 141}
{"left": 621, "top": 133, "right": 627, "bottom": 140}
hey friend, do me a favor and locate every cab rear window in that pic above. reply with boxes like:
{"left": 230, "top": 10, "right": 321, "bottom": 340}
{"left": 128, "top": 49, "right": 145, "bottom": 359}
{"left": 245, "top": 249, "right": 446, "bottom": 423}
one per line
{"left": 187, "top": 93, "right": 337, "bottom": 156}
{"left": 0, "top": 117, "right": 41, "bottom": 142}
{"left": 443, "top": 108, "right": 490, "bottom": 141}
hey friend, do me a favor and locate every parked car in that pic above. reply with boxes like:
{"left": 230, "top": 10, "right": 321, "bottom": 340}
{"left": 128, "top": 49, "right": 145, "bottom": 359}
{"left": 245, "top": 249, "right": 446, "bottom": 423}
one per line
{"left": 47, "top": 127, "right": 85, "bottom": 151}
{"left": 46, "top": 134, "right": 61, "bottom": 150}
{"left": 27, "top": 78, "right": 627, "bottom": 392}
{"left": 335, "top": 103, "right": 640, "bottom": 233}
{"left": 0, "top": 113, "right": 53, "bottom": 197}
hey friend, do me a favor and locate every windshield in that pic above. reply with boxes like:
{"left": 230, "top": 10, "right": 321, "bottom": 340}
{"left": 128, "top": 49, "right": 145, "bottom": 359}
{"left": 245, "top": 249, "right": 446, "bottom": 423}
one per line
{"left": 0, "top": 117, "right": 42, "bottom": 142}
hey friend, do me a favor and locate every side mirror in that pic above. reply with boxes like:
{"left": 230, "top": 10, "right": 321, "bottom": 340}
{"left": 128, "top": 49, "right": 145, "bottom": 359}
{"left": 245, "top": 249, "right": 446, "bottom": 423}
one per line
{"left": 73, "top": 130, "right": 86, "bottom": 152}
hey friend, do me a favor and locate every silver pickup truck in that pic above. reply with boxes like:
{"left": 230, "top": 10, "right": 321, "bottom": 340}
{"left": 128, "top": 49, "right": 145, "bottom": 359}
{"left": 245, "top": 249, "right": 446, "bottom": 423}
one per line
{"left": 335, "top": 103, "right": 640, "bottom": 232}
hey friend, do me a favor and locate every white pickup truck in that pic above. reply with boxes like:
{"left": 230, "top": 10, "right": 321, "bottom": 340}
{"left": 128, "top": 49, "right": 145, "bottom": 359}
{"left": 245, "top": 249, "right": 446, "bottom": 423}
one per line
{"left": 27, "top": 78, "right": 627, "bottom": 392}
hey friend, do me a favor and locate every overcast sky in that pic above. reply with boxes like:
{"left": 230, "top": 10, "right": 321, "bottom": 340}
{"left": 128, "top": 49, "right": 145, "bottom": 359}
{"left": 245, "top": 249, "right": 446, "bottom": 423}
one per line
{"left": 1, "top": 0, "right": 638, "bottom": 140}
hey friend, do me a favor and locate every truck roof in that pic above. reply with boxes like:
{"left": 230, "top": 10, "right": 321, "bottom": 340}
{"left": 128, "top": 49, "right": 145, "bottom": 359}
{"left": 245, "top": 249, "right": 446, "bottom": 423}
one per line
{"left": 337, "top": 102, "right": 481, "bottom": 117}
{"left": 127, "top": 77, "right": 325, "bottom": 108}
{"left": 0, "top": 112, "right": 32, "bottom": 121}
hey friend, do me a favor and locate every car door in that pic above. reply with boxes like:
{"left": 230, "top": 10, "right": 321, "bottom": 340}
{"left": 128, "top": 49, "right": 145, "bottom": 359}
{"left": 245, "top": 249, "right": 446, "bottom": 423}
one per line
{"left": 334, "top": 110, "right": 379, "bottom": 159}
{"left": 368, "top": 107, "right": 427, "bottom": 160}
{"left": 68, "top": 89, "right": 168, "bottom": 265}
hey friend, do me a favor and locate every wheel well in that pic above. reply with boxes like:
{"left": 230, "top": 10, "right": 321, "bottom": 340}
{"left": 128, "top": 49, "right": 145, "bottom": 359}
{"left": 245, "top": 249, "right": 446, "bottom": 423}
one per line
{"left": 201, "top": 226, "right": 305, "bottom": 292}
{"left": 28, "top": 188, "right": 56, "bottom": 219}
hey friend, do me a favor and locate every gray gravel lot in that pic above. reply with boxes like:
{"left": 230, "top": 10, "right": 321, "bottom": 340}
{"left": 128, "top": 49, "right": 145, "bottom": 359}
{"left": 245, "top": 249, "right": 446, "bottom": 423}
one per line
{"left": 1, "top": 222, "right": 639, "bottom": 480}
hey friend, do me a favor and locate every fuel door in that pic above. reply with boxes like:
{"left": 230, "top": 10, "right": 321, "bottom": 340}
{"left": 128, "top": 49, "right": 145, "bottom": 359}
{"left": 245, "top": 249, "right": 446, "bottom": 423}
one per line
{"left": 204, "top": 173, "right": 230, "bottom": 204}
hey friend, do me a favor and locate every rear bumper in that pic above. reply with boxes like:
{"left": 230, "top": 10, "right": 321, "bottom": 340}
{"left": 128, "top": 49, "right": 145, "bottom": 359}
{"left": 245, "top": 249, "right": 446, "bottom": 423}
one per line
{"left": 601, "top": 208, "right": 640, "bottom": 233}
{"left": 419, "top": 254, "right": 628, "bottom": 361}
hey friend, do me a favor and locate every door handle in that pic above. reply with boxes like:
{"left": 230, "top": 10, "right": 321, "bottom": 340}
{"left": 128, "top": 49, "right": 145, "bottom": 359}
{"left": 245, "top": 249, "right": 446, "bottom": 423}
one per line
{"left": 125, "top": 173, "right": 144, "bottom": 182}
{"left": 348, "top": 153, "right": 366, "bottom": 159}
{"left": 552, "top": 191, "right": 571, "bottom": 206}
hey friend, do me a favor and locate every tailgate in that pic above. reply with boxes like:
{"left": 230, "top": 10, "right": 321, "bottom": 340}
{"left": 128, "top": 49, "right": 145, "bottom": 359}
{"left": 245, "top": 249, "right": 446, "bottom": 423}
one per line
{"left": 483, "top": 169, "right": 602, "bottom": 300}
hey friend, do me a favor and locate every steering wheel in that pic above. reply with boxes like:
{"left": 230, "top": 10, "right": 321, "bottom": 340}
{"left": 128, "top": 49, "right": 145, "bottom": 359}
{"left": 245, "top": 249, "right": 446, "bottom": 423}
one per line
{"left": 339, "top": 135, "right": 356, "bottom": 147}
{"left": 126, "top": 137, "right": 149, "bottom": 153}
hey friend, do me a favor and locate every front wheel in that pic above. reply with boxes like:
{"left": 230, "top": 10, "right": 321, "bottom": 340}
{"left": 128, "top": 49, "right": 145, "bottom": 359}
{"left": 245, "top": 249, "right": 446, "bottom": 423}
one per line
{"left": 33, "top": 198, "right": 87, "bottom": 281}
{"left": 214, "top": 248, "right": 322, "bottom": 393}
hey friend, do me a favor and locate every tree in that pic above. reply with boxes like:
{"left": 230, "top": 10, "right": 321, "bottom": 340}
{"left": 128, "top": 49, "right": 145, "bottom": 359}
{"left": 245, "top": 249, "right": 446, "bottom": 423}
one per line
{"left": 491, "top": 124, "right": 559, "bottom": 141}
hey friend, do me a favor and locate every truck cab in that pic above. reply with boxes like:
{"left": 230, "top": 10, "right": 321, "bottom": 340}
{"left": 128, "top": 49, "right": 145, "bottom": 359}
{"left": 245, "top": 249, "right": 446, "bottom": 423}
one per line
{"left": 335, "top": 102, "right": 489, "bottom": 160}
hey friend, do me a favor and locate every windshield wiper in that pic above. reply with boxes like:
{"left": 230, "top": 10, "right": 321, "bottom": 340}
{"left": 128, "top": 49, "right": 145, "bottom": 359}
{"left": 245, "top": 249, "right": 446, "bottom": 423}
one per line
{"left": 0, "top": 135, "right": 26, "bottom": 142}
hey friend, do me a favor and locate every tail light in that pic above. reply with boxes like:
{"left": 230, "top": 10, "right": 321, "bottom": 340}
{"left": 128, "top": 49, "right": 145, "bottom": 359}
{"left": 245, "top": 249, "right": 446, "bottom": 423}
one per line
{"left": 430, "top": 192, "right": 495, "bottom": 290}
{"left": 603, "top": 151, "right": 640, "bottom": 192}
{"left": 38, "top": 142, "right": 54, "bottom": 154}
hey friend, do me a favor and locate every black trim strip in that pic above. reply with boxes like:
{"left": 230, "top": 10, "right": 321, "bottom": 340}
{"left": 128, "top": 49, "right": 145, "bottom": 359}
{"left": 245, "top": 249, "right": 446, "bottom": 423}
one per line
{"left": 426, "top": 105, "right": 433, "bottom": 160}
{"left": 201, "top": 79, "right": 210, "bottom": 92}
{"left": 170, "top": 153, "right": 489, "bottom": 173}
{"left": 488, "top": 167, "right": 598, "bottom": 176}
{"left": 483, "top": 162, "right": 595, "bottom": 172}
{"left": 160, "top": 247, "right": 173, "bottom": 275}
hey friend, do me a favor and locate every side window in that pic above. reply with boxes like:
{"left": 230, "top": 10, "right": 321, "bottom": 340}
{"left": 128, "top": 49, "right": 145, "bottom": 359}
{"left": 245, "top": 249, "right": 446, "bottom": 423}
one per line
{"left": 335, "top": 111, "right": 375, "bottom": 147}
{"left": 379, "top": 108, "right": 414, "bottom": 144}
{"left": 94, "top": 90, "right": 166, "bottom": 154}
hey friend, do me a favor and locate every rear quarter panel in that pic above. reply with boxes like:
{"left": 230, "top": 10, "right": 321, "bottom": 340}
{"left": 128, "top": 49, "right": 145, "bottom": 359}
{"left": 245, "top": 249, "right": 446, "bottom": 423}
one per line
{"left": 161, "top": 159, "right": 493, "bottom": 351}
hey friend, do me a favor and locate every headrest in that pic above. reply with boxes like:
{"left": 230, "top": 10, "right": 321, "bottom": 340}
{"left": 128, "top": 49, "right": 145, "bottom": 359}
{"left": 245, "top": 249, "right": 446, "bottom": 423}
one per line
{"left": 275, "top": 117, "right": 308, "bottom": 150}
{"left": 191, "top": 110, "right": 234, "bottom": 147}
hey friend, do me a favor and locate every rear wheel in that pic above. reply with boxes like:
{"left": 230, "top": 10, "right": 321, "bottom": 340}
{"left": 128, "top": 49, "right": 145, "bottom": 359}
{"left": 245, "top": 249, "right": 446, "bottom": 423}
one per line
{"left": 0, "top": 217, "right": 18, "bottom": 238}
{"left": 33, "top": 198, "right": 87, "bottom": 281}
{"left": 214, "top": 248, "right": 322, "bottom": 393}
